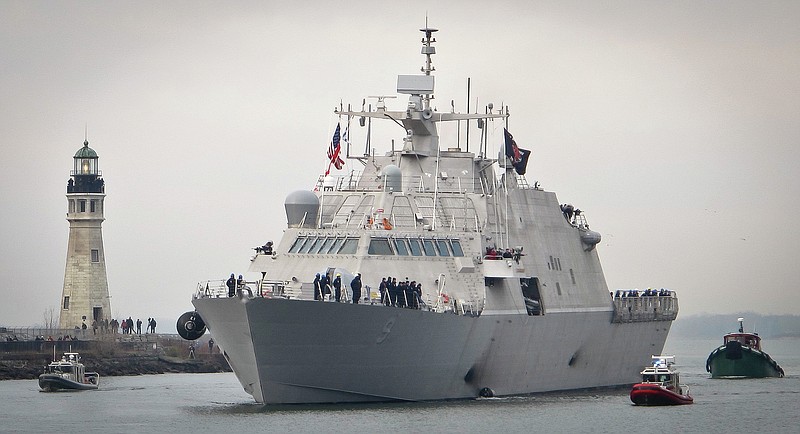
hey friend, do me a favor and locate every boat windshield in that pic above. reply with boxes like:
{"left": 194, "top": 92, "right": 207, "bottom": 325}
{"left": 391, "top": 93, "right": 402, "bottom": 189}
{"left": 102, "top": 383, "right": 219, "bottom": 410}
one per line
{"left": 48, "top": 365, "right": 74, "bottom": 374}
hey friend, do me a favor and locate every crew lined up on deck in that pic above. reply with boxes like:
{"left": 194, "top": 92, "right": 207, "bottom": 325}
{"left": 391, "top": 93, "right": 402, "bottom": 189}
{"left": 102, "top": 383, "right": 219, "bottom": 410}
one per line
{"left": 310, "top": 273, "right": 423, "bottom": 309}
{"left": 614, "top": 288, "right": 673, "bottom": 298}
{"left": 312, "top": 272, "right": 363, "bottom": 304}
{"left": 379, "top": 276, "right": 423, "bottom": 309}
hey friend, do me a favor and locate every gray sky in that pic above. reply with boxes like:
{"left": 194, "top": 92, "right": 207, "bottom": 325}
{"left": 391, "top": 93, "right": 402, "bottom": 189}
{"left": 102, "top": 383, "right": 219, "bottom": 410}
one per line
{"left": 2, "top": 1, "right": 799, "bottom": 330}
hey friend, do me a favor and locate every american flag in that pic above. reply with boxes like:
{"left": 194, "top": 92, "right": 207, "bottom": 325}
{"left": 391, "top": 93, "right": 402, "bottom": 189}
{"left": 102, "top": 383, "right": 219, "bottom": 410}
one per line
{"left": 326, "top": 123, "right": 344, "bottom": 174}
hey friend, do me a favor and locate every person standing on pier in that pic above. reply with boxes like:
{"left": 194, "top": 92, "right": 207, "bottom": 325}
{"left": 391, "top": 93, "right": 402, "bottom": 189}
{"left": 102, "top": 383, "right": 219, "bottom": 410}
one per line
{"left": 136, "top": 318, "right": 142, "bottom": 334}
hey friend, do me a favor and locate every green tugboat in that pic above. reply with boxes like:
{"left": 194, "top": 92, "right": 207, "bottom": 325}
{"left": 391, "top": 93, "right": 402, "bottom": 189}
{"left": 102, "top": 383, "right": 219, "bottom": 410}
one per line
{"left": 706, "top": 318, "right": 784, "bottom": 378}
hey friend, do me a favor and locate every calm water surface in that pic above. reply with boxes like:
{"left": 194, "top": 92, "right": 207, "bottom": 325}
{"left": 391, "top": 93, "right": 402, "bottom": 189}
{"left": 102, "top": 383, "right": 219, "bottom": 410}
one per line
{"left": 1, "top": 337, "right": 798, "bottom": 433}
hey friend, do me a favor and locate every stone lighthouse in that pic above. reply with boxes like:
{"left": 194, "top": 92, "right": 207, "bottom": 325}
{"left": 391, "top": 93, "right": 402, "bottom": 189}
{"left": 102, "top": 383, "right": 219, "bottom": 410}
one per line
{"left": 59, "top": 140, "right": 112, "bottom": 330}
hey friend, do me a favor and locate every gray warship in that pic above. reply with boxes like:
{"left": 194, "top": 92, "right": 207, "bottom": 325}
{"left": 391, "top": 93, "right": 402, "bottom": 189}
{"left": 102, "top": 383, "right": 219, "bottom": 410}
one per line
{"left": 178, "top": 27, "right": 679, "bottom": 404}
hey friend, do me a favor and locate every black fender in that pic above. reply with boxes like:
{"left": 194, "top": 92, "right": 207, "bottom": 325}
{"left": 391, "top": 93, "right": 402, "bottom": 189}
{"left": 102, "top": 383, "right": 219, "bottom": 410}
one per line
{"left": 176, "top": 311, "right": 206, "bottom": 340}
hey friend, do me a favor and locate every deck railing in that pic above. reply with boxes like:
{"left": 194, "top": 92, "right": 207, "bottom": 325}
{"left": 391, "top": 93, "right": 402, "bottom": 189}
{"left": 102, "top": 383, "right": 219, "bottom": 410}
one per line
{"left": 193, "top": 278, "right": 485, "bottom": 316}
{"left": 315, "top": 171, "right": 487, "bottom": 194}
{"left": 611, "top": 294, "right": 679, "bottom": 323}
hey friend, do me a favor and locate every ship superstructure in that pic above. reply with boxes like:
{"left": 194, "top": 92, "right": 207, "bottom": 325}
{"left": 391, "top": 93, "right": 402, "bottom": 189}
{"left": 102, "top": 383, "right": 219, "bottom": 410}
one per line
{"left": 181, "top": 27, "right": 679, "bottom": 404}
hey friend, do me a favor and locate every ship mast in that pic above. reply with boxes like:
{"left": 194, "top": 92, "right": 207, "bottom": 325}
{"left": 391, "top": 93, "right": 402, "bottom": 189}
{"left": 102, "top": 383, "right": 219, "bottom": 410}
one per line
{"left": 419, "top": 26, "right": 436, "bottom": 111}
{"left": 335, "top": 28, "right": 508, "bottom": 158}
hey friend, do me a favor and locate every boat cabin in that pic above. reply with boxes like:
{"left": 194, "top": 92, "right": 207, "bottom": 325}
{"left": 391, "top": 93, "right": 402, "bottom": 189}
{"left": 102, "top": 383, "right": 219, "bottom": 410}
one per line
{"left": 723, "top": 333, "right": 761, "bottom": 351}
{"left": 47, "top": 353, "right": 86, "bottom": 381}
{"left": 640, "top": 356, "right": 680, "bottom": 390}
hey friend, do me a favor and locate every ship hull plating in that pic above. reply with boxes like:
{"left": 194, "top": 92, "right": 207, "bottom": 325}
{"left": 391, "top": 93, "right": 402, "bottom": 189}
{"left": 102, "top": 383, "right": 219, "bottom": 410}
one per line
{"left": 194, "top": 297, "right": 671, "bottom": 404}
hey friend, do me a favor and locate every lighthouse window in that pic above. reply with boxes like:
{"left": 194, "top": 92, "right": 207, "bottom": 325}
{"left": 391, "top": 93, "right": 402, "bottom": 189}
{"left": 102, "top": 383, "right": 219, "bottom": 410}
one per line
{"left": 393, "top": 239, "right": 409, "bottom": 256}
{"left": 79, "top": 200, "right": 86, "bottom": 212}
{"left": 63, "top": 296, "right": 70, "bottom": 310}
{"left": 422, "top": 239, "right": 436, "bottom": 256}
{"left": 407, "top": 239, "right": 423, "bottom": 256}
{"left": 368, "top": 238, "right": 393, "bottom": 255}
{"left": 90, "top": 200, "right": 96, "bottom": 213}
{"left": 69, "top": 200, "right": 75, "bottom": 213}
{"left": 435, "top": 240, "right": 451, "bottom": 256}
{"left": 91, "top": 249, "right": 99, "bottom": 263}
{"left": 450, "top": 240, "right": 465, "bottom": 257}
{"left": 338, "top": 238, "right": 359, "bottom": 254}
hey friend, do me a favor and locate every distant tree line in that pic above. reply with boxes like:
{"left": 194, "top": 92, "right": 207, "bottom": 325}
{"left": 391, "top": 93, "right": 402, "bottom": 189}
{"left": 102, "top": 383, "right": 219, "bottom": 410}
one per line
{"left": 670, "top": 313, "right": 800, "bottom": 339}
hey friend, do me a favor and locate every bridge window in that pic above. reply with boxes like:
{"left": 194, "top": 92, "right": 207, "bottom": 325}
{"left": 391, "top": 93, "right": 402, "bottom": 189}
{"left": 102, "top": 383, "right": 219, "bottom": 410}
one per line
{"left": 338, "top": 238, "right": 359, "bottom": 254}
{"left": 299, "top": 238, "right": 319, "bottom": 254}
{"left": 368, "top": 236, "right": 464, "bottom": 257}
{"left": 289, "top": 236, "right": 358, "bottom": 254}
{"left": 450, "top": 240, "right": 464, "bottom": 257}
{"left": 327, "top": 238, "right": 344, "bottom": 254}
{"left": 435, "top": 240, "right": 451, "bottom": 256}
{"left": 408, "top": 239, "right": 423, "bottom": 256}
{"left": 317, "top": 237, "right": 335, "bottom": 254}
{"left": 393, "top": 239, "right": 409, "bottom": 256}
{"left": 422, "top": 239, "right": 436, "bottom": 256}
{"left": 368, "top": 238, "right": 394, "bottom": 255}
{"left": 289, "top": 237, "right": 307, "bottom": 253}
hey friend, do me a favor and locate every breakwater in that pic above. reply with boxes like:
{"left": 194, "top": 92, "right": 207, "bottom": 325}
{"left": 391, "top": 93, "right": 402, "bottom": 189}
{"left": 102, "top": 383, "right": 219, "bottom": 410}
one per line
{"left": 0, "top": 335, "right": 231, "bottom": 380}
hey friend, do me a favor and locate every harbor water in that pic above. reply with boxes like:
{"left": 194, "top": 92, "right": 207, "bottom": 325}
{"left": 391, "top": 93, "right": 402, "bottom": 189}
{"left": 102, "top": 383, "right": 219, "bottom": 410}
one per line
{"left": 1, "top": 337, "right": 798, "bottom": 433}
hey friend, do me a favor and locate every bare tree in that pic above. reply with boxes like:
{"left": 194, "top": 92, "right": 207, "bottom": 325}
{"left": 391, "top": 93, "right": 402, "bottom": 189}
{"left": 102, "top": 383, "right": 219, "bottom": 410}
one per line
{"left": 42, "top": 306, "right": 58, "bottom": 330}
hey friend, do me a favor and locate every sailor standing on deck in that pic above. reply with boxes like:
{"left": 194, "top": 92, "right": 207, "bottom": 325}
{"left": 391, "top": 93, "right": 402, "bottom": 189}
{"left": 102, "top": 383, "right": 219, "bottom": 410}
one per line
{"left": 350, "top": 273, "right": 362, "bottom": 304}
{"left": 226, "top": 273, "right": 236, "bottom": 297}
{"left": 333, "top": 273, "right": 342, "bottom": 302}
{"left": 313, "top": 273, "right": 322, "bottom": 300}
{"left": 321, "top": 273, "right": 331, "bottom": 300}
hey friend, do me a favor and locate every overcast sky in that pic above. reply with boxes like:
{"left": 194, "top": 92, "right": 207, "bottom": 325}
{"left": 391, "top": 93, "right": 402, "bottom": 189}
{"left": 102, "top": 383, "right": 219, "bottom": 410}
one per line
{"left": 2, "top": 1, "right": 798, "bottom": 330}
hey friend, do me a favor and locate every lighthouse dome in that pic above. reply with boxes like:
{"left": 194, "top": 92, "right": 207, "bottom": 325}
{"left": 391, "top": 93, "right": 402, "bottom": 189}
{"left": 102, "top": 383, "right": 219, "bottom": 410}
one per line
{"left": 74, "top": 140, "right": 98, "bottom": 158}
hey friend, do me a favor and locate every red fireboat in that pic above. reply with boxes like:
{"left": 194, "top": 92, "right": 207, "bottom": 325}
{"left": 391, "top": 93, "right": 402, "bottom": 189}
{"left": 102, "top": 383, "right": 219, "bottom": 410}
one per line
{"left": 630, "top": 355, "right": 693, "bottom": 406}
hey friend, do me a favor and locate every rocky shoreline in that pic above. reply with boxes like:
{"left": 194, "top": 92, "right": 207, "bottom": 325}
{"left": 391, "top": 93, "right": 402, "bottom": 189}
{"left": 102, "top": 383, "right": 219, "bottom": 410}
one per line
{"left": 0, "top": 335, "right": 232, "bottom": 381}
{"left": 0, "top": 353, "right": 231, "bottom": 381}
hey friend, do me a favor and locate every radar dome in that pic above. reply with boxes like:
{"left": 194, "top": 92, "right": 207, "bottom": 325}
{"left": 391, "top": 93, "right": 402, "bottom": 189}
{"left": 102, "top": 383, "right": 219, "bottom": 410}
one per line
{"left": 285, "top": 190, "right": 320, "bottom": 228}
{"left": 382, "top": 165, "right": 402, "bottom": 192}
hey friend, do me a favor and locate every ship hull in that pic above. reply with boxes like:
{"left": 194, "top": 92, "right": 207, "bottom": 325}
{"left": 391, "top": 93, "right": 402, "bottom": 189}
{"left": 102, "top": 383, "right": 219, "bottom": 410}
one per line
{"left": 706, "top": 344, "right": 784, "bottom": 378}
{"left": 194, "top": 297, "right": 671, "bottom": 404}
